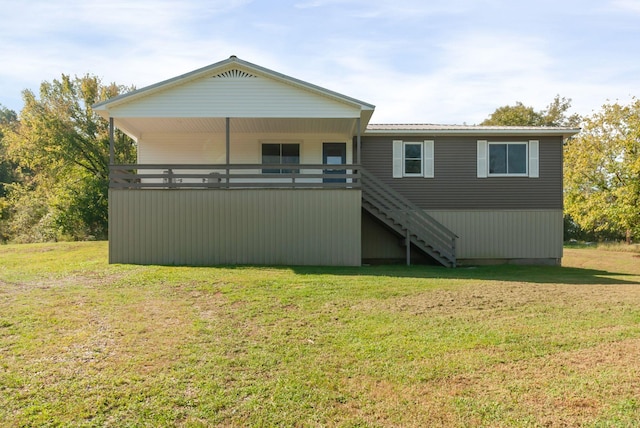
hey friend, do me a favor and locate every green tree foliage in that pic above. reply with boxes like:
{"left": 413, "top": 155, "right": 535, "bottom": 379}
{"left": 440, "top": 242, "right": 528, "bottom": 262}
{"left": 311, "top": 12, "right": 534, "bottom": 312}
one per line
{"left": 0, "top": 105, "right": 20, "bottom": 241}
{"left": 0, "top": 105, "right": 19, "bottom": 198}
{"left": 564, "top": 99, "right": 640, "bottom": 243}
{"left": 2, "top": 74, "right": 135, "bottom": 242}
{"left": 481, "top": 95, "right": 581, "bottom": 127}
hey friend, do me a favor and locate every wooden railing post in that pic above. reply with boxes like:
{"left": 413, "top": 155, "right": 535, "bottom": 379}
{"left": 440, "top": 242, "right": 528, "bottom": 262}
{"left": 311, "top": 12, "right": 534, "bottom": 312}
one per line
{"left": 406, "top": 210, "right": 411, "bottom": 266}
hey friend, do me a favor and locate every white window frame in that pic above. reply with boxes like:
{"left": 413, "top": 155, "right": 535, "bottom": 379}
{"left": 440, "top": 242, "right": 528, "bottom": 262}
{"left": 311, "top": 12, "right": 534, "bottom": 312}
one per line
{"left": 403, "top": 142, "right": 423, "bottom": 177}
{"left": 393, "top": 140, "right": 434, "bottom": 178}
{"left": 477, "top": 140, "right": 540, "bottom": 178}
{"left": 487, "top": 141, "right": 528, "bottom": 177}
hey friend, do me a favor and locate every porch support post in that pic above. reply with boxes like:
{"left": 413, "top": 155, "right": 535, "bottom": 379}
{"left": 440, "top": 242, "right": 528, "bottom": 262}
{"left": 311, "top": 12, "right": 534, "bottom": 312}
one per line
{"left": 406, "top": 214, "right": 411, "bottom": 266}
{"left": 226, "top": 117, "right": 230, "bottom": 187}
{"left": 356, "top": 117, "right": 361, "bottom": 166}
{"left": 109, "top": 117, "right": 115, "bottom": 165}
{"left": 225, "top": 117, "right": 230, "bottom": 165}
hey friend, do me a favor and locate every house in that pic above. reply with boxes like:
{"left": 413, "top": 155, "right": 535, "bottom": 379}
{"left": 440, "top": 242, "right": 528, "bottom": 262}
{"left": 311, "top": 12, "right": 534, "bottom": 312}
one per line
{"left": 93, "top": 56, "right": 579, "bottom": 267}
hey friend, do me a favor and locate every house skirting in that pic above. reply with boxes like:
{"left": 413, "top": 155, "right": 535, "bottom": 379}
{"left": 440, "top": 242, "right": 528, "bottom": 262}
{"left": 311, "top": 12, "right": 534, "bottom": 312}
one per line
{"left": 362, "top": 209, "right": 563, "bottom": 266}
{"left": 109, "top": 188, "right": 361, "bottom": 266}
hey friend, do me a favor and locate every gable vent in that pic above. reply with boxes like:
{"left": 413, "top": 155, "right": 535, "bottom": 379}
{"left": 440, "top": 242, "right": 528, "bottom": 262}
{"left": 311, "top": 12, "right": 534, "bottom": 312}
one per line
{"left": 212, "top": 69, "right": 257, "bottom": 78}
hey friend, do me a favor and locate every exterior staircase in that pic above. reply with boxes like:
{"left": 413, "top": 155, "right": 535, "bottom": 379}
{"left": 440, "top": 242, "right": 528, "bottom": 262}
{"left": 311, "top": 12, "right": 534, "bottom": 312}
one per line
{"left": 360, "top": 168, "right": 457, "bottom": 267}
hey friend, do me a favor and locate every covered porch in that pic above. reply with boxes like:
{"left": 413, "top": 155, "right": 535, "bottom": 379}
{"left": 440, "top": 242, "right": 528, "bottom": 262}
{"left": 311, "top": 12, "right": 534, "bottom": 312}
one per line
{"left": 95, "top": 56, "right": 375, "bottom": 266}
{"left": 105, "top": 117, "right": 367, "bottom": 266}
{"left": 108, "top": 116, "right": 365, "bottom": 190}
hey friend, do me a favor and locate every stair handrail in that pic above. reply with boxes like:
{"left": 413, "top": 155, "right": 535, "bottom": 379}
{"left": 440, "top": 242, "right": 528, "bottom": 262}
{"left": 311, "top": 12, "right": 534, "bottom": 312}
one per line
{"left": 360, "top": 169, "right": 458, "bottom": 245}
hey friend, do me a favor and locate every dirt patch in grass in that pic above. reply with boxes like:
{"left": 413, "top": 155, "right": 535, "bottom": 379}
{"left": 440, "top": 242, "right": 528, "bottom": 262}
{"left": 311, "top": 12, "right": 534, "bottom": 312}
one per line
{"left": 352, "top": 280, "right": 640, "bottom": 319}
{"left": 338, "top": 338, "right": 640, "bottom": 427}
{"left": 447, "top": 337, "right": 640, "bottom": 426}
{"left": 339, "top": 269, "right": 640, "bottom": 426}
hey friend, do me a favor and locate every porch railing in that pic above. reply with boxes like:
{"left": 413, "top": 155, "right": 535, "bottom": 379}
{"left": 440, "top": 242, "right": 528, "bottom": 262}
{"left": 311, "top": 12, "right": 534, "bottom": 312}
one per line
{"left": 109, "top": 164, "right": 361, "bottom": 189}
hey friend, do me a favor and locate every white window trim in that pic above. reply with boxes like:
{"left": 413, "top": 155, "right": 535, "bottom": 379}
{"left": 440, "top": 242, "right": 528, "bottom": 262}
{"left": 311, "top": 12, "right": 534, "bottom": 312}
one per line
{"left": 488, "top": 141, "right": 528, "bottom": 177}
{"left": 403, "top": 142, "right": 423, "bottom": 177}
{"left": 393, "top": 140, "right": 434, "bottom": 178}
{"left": 477, "top": 140, "right": 540, "bottom": 178}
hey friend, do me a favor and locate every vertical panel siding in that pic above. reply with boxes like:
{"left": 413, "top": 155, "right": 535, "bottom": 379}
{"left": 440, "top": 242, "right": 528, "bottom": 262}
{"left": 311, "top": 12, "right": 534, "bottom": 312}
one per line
{"left": 360, "top": 135, "right": 563, "bottom": 209}
{"left": 428, "top": 209, "right": 563, "bottom": 260}
{"left": 109, "top": 189, "right": 361, "bottom": 266}
{"left": 361, "top": 209, "right": 563, "bottom": 263}
{"left": 361, "top": 210, "right": 406, "bottom": 260}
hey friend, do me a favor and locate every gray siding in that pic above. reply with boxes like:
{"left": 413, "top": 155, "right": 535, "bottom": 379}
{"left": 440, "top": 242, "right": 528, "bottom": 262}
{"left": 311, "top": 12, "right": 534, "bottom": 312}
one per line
{"left": 362, "top": 209, "right": 563, "bottom": 263}
{"left": 360, "top": 135, "right": 563, "bottom": 209}
{"left": 110, "top": 189, "right": 361, "bottom": 266}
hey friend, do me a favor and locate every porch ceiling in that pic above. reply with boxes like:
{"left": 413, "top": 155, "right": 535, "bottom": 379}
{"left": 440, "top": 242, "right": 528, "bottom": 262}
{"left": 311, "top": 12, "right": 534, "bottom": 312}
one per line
{"left": 116, "top": 117, "right": 361, "bottom": 140}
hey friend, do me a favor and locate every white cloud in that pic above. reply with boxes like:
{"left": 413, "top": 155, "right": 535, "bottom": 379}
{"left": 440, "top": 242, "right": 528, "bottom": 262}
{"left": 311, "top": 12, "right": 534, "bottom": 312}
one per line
{"left": 0, "top": 0, "right": 638, "bottom": 124}
{"left": 291, "top": 30, "right": 559, "bottom": 124}
{"left": 611, "top": 0, "right": 640, "bottom": 13}
{"left": 293, "top": 0, "right": 330, "bottom": 8}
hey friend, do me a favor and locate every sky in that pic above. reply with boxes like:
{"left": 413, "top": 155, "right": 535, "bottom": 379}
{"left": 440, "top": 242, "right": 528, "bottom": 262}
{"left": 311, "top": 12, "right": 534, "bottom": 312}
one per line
{"left": 1, "top": 0, "right": 639, "bottom": 125}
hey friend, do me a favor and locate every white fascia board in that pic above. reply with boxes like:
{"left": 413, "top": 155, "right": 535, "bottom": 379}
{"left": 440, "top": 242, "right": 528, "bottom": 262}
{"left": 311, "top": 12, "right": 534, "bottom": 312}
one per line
{"left": 92, "top": 57, "right": 235, "bottom": 111}
{"left": 237, "top": 57, "right": 376, "bottom": 111}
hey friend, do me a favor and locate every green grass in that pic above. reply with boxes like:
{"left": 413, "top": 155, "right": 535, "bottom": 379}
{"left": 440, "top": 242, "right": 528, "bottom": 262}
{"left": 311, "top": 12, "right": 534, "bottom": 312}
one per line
{"left": 1, "top": 242, "right": 640, "bottom": 426}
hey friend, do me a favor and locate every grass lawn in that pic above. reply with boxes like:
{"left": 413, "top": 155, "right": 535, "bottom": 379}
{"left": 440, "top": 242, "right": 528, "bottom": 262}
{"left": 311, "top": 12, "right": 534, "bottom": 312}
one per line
{"left": 1, "top": 243, "right": 640, "bottom": 427}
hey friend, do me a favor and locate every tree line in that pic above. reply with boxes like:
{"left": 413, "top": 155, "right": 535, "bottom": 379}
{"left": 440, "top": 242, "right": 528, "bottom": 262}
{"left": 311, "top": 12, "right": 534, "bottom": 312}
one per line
{"left": 0, "top": 75, "right": 135, "bottom": 242}
{"left": 0, "top": 76, "right": 638, "bottom": 244}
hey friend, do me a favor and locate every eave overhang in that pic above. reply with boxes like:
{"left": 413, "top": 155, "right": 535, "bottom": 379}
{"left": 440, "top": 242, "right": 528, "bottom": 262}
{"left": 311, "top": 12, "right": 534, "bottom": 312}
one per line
{"left": 365, "top": 124, "right": 581, "bottom": 139}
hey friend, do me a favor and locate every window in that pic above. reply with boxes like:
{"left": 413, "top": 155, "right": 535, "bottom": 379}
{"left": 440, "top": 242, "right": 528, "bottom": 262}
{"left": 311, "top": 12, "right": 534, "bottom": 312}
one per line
{"left": 489, "top": 142, "right": 527, "bottom": 175}
{"left": 477, "top": 140, "right": 539, "bottom": 178}
{"left": 404, "top": 143, "right": 423, "bottom": 176}
{"left": 262, "top": 143, "right": 300, "bottom": 174}
{"left": 392, "top": 140, "right": 434, "bottom": 178}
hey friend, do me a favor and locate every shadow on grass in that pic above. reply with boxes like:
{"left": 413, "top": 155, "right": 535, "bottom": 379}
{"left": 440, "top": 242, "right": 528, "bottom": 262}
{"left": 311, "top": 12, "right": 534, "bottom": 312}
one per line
{"left": 287, "top": 264, "right": 640, "bottom": 286}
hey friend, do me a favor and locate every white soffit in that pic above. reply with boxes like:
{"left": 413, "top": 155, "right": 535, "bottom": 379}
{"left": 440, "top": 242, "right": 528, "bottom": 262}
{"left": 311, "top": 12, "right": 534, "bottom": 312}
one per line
{"left": 112, "top": 117, "right": 360, "bottom": 141}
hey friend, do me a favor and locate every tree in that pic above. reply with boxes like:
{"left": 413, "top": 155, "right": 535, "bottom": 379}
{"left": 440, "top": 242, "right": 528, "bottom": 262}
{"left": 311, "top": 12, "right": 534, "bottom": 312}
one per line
{"left": 564, "top": 99, "right": 640, "bottom": 243}
{"left": 0, "top": 105, "right": 19, "bottom": 198}
{"left": 2, "top": 75, "right": 136, "bottom": 241}
{"left": 0, "top": 105, "right": 21, "bottom": 241}
{"left": 481, "top": 95, "right": 581, "bottom": 127}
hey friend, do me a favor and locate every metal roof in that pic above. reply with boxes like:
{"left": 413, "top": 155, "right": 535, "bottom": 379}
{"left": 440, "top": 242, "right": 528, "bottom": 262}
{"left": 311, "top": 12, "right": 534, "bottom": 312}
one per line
{"left": 365, "top": 123, "right": 580, "bottom": 137}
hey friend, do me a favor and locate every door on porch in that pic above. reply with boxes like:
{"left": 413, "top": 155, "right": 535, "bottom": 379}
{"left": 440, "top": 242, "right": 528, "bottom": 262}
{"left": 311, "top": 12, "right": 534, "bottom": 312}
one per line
{"left": 323, "top": 143, "right": 346, "bottom": 183}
